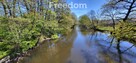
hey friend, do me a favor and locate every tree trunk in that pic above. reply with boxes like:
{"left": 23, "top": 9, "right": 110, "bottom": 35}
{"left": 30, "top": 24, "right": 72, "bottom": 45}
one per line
{"left": 12, "top": 0, "right": 17, "bottom": 17}
{"left": 112, "top": 17, "right": 115, "bottom": 30}
{"left": 18, "top": 1, "right": 22, "bottom": 16}
{"left": 40, "top": 0, "right": 44, "bottom": 15}
{"left": 5, "top": 0, "right": 12, "bottom": 17}
{"left": 1, "top": 1, "right": 8, "bottom": 17}
{"left": 23, "top": 0, "right": 30, "bottom": 12}
{"left": 123, "top": 0, "right": 135, "bottom": 22}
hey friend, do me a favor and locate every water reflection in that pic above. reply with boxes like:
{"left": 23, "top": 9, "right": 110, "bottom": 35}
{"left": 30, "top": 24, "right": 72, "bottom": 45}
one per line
{"left": 20, "top": 27, "right": 136, "bottom": 63}
{"left": 116, "top": 41, "right": 123, "bottom": 63}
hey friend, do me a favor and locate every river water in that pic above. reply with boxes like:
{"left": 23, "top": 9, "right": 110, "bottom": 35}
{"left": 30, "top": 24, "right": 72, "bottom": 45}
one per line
{"left": 19, "top": 27, "right": 136, "bottom": 63}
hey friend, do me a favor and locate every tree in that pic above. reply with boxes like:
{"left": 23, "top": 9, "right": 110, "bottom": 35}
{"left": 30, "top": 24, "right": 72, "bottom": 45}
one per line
{"left": 0, "top": 0, "right": 8, "bottom": 17}
{"left": 105, "top": 0, "right": 136, "bottom": 22}
{"left": 79, "top": 15, "right": 91, "bottom": 29}
{"left": 88, "top": 10, "right": 97, "bottom": 29}
{"left": 0, "top": 0, "right": 76, "bottom": 60}
{"left": 104, "top": 0, "right": 136, "bottom": 43}
{"left": 101, "top": 4, "right": 118, "bottom": 30}
{"left": 17, "top": 0, "right": 22, "bottom": 16}
{"left": 12, "top": 0, "right": 17, "bottom": 17}
{"left": 23, "top": 0, "right": 30, "bottom": 12}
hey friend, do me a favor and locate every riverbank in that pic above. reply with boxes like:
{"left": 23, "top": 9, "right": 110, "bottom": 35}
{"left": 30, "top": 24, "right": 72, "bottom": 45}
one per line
{"left": 0, "top": 15, "right": 75, "bottom": 63}
{"left": 96, "top": 24, "right": 136, "bottom": 44}
{"left": 96, "top": 26, "right": 113, "bottom": 32}
{"left": 17, "top": 26, "right": 136, "bottom": 63}
{"left": 0, "top": 37, "right": 52, "bottom": 63}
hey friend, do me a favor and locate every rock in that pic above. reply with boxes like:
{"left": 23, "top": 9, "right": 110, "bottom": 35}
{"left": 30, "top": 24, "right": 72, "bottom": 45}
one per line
{"left": 0, "top": 56, "right": 10, "bottom": 63}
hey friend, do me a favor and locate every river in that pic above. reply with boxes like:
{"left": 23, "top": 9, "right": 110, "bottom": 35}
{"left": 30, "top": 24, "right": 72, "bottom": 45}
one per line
{"left": 19, "top": 27, "right": 136, "bottom": 63}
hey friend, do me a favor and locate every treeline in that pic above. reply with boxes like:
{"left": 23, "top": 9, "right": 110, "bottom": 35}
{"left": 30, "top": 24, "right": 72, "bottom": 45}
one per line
{"left": 0, "top": 0, "right": 76, "bottom": 59}
{"left": 79, "top": 10, "right": 100, "bottom": 30}
{"left": 79, "top": 0, "right": 136, "bottom": 43}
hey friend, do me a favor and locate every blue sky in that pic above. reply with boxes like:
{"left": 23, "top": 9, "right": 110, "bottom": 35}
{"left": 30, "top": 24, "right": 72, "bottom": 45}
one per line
{"left": 66, "top": 0, "right": 106, "bottom": 18}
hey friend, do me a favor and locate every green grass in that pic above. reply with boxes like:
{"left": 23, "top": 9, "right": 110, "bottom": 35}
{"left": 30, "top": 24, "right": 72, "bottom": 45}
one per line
{"left": 97, "top": 26, "right": 113, "bottom": 31}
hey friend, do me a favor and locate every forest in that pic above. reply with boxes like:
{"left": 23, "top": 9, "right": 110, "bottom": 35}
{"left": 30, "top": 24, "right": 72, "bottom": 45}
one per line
{"left": 0, "top": 0, "right": 136, "bottom": 63}
{"left": 0, "top": 0, "right": 76, "bottom": 61}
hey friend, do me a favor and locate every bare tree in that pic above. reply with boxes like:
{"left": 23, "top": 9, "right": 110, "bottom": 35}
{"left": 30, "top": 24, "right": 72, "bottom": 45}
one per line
{"left": 88, "top": 10, "right": 97, "bottom": 29}
{"left": 105, "top": 0, "right": 136, "bottom": 22}
{"left": 101, "top": 5, "right": 118, "bottom": 30}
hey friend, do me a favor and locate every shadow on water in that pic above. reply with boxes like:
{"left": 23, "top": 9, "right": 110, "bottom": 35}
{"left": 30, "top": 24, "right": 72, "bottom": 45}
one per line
{"left": 19, "top": 26, "right": 136, "bottom": 63}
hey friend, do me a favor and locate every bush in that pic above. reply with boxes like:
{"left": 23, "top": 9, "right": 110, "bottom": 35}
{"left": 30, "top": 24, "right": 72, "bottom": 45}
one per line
{"left": 79, "top": 15, "right": 91, "bottom": 29}
{"left": 51, "top": 34, "right": 59, "bottom": 39}
{"left": 112, "top": 21, "right": 136, "bottom": 43}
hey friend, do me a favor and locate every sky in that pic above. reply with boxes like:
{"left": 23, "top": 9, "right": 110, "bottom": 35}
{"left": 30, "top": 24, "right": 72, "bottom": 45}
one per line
{"left": 66, "top": 0, "right": 107, "bottom": 18}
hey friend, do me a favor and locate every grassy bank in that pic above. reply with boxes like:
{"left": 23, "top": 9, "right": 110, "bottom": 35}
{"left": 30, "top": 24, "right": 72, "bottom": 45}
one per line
{"left": 97, "top": 26, "right": 113, "bottom": 32}
{"left": 96, "top": 21, "right": 136, "bottom": 44}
